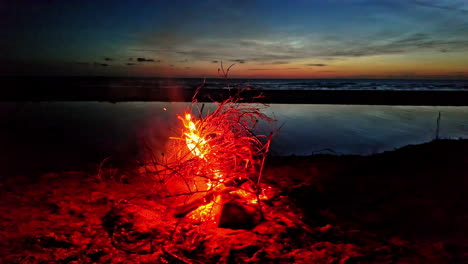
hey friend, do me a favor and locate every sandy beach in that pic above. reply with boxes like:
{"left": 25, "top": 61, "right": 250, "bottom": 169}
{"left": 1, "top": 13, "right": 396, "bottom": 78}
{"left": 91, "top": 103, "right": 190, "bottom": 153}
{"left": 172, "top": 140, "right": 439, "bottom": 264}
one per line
{"left": 3, "top": 1, "right": 468, "bottom": 262}
{"left": 1, "top": 139, "right": 466, "bottom": 263}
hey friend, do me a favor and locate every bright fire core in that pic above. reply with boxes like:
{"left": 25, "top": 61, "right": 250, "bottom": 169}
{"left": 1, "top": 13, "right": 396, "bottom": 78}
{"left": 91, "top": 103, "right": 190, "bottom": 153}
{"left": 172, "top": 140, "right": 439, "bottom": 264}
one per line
{"left": 175, "top": 110, "right": 268, "bottom": 222}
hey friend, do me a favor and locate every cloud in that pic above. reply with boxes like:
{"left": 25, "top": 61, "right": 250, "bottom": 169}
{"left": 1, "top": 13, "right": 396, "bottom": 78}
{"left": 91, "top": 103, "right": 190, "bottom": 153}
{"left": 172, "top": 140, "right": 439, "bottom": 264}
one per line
{"left": 134, "top": 4, "right": 468, "bottom": 66}
{"left": 160, "top": 33, "right": 468, "bottom": 64}
{"left": 137, "top": 57, "right": 159, "bottom": 62}
{"left": 104, "top": 57, "right": 112, "bottom": 61}
{"left": 230, "top": 59, "right": 246, "bottom": 64}
{"left": 319, "top": 33, "right": 468, "bottom": 57}
{"left": 142, "top": 38, "right": 305, "bottom": 64}
{"left": 248, "top": 68, "right": 271, "bottom": 71}
{"left": 126, "top": 63, "right": 136, "bottom": 66}
{"left": 271, "top": 61, "right": 289, "bottom": 64}
{"left": 412, "top": 0, "right": 468, "bottom": 13}
{"left": 305, "top": 63, "right": 327, "bottom": 67}
{"left": 94, "top": 62, "right": 108, "bottom": 67}
{"left": 137, "top": 57, "right": 153, "bottom": 62}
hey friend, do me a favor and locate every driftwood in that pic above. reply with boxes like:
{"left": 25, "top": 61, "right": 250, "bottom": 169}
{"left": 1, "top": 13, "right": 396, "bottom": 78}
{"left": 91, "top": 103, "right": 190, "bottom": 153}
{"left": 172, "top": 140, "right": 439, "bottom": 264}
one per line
{"left": 172, "top": 187, "right": 237, "bottom": 218}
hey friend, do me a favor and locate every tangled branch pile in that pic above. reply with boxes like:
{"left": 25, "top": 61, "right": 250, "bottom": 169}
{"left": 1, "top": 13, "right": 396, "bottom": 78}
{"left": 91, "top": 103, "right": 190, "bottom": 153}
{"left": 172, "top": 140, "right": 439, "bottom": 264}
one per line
{"left": 144, "top": 93, "right": 274, "bottom": 222}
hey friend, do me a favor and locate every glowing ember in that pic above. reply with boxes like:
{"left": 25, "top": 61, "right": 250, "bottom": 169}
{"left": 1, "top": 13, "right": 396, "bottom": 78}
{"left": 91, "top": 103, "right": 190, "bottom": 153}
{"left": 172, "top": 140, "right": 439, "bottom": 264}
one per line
{"left": 231, "top": 188, "right": 268, "bottom": 204}
{"left": 187, "top": 195, "right": 222, "bottom": 222}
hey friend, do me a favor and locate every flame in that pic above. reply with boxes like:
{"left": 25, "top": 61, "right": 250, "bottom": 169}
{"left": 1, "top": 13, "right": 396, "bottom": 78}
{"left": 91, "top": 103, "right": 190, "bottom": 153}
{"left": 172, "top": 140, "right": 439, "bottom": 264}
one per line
{"left": 176, "top": 112, "right": 222, "bottom": 221}
{"left": 177, "top": 111, "right": 268, "bottom": 222}
{"left": 180, "top": 113, "right": 209, "bottom": 159}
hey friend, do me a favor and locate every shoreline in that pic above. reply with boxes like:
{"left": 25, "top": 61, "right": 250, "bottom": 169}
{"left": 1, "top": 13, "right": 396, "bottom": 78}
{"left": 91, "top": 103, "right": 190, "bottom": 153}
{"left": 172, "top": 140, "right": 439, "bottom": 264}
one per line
{"left": 1, "top": 77, "right": 468, "bottom": 105}
{"left": 2, "top": 88, "right": 468, "bottom": 106}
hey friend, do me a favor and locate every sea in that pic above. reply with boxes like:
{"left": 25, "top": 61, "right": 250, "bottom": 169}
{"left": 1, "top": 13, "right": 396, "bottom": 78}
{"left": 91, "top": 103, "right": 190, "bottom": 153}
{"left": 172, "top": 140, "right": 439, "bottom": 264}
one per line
{"left": 75, "top": 77, "right": 468, "bottom": 91}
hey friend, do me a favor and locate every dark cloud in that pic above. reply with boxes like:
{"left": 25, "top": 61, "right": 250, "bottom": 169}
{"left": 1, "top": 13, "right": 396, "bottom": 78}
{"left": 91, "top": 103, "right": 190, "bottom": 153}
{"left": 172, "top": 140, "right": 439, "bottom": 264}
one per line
{"left": 137, "top": 57, "right": 159, "bottom": 62}
{"left": 391, "top": 33, "right": 427, "bottom": 45}
{"left": 271, "top": 61, "right": 289, "bottom": 64}
{"left": 104, "top": 57, "right": 112, "bottom": 61}
{"left": 131, "top": 48, "right": 170, "bottom": 53}
{"left": 173, "top": 46, "right": 297, "bottom": 62}
{"left": 127, "top": 63, "right": 136, "bottom": 66}
{"left": 75, "top": 62, "right": 89, "bottom": 65}
{"left": 305, "top": 63, "right": 327, "bottom": 67}
{"left": 412, "top": 0, "right": 468, "bottom": 13}
{"left": 231, "top": 59, "right": 246, "bottom": 64}
{"left": 94, "top": 62, "right": 108, "bottom": 67}
{"left": 137, "top": 57, "right": 153, "bottom": 62}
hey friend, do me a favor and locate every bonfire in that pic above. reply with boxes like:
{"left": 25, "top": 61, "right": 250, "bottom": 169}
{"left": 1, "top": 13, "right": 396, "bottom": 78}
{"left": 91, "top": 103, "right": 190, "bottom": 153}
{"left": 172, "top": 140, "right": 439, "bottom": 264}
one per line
{"left": 145, "top": 88, "right": 274, "bottom": 227}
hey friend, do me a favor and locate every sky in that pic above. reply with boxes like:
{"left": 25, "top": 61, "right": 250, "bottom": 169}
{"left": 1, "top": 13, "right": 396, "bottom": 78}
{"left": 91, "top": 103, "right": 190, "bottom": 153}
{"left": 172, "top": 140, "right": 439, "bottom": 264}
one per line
{"left": 1, "top": 0, "right": 468, "bottom": 79}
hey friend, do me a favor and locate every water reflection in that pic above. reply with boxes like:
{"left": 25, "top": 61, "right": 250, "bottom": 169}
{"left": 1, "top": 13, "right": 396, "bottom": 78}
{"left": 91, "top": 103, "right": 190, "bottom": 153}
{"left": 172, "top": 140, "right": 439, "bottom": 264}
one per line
{"left": 266, "top": 104, "right": 467, "bottom": 155}
{"left": 1, "top": 102, "right": 466, "bottom": 174}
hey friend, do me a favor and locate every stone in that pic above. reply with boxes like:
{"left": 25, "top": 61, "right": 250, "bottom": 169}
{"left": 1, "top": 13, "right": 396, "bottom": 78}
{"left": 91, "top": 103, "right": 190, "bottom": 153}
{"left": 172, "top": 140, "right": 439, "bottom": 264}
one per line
{"left": 218, "top": 200, "right": 260, "bottom": 230}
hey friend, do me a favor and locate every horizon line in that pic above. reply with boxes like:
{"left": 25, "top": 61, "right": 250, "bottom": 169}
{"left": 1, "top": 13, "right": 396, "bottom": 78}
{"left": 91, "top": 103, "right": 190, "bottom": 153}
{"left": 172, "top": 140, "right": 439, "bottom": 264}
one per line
{"left": 1, "top": 75, "right": 468, "bottom": 81}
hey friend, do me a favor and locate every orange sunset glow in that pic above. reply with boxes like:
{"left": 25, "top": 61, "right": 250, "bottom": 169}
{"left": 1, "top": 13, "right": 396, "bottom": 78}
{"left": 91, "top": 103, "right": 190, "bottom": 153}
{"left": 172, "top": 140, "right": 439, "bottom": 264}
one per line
{"left": 2, "top": 1, "right": 467, "bottom": 79}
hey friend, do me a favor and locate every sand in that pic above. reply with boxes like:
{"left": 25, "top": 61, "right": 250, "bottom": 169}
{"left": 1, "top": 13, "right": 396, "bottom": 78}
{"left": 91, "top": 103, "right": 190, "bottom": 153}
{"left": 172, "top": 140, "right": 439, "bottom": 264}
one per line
{"left": 0, "top": 139, "right": 466, "bottom": 263}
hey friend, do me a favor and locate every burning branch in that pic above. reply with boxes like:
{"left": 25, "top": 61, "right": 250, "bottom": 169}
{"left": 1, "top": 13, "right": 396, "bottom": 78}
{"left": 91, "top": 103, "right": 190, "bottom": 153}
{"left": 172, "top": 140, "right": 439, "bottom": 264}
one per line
{"left": 144, "top": 83, "right": 275, "bottom": 225}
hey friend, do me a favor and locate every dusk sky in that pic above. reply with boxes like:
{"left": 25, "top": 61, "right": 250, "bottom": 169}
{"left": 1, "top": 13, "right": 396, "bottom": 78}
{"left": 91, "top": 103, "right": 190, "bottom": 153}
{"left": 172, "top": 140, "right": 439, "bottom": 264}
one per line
{"left": 1, "top": 0, "right": 468, "bottom": 79}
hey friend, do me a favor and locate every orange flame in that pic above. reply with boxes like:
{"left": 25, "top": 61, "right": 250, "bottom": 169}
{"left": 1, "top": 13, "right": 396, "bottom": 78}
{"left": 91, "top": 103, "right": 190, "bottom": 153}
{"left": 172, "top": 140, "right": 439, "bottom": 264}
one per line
{"left": 180, "top": 113, "right": 209, "bottom": 159}
{"left": 176, "top": 110, "right": 269, "bottom": 222}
